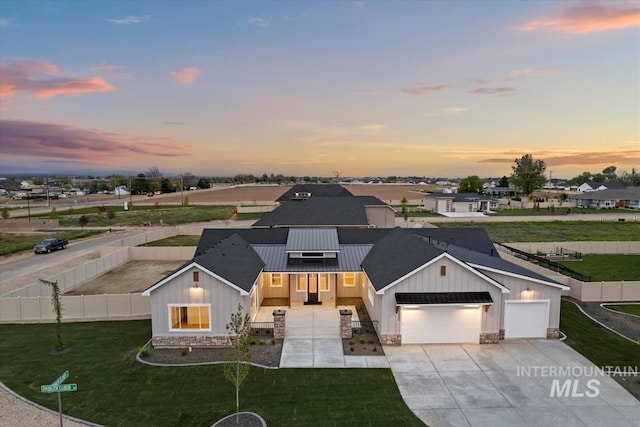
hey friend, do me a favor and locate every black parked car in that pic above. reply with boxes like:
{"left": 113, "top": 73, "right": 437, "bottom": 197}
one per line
{"left": 34, "top": 238, "right": 68, "bottom": 254}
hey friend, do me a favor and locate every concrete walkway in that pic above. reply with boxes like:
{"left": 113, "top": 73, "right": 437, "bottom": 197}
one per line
{"left": 387, "top": 340, "right": 639, "bottom": 427}
{"left": 260, "top": 305, "right": 389, "bottom": 368}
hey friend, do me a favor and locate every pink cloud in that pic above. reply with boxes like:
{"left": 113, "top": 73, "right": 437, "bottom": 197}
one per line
{"left": 479, "top": 149, "right": 640, "bottom": 166}
{"left": 0, "top": 59, "right": 115, "bottom": 100}
{"left": 167, "top": 67, "right": 201, "bottom": 84}
{"left": 519, "top": 4, "right": 640, "bottom": 34}
{"left": 468, "top": 87, "right": 516, "bottom": 96}
{"left": 0, "top": 120, "right": 191, "bottom": 162}
{"left": 399, "top": 85, "right": 449, "bottom": 95}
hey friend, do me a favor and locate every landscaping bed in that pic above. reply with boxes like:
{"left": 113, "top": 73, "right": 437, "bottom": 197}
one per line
{"left": 338, "top": 298, "right": 385, "bottom": 356}
{"left": 144, "top": 333, "right": 282, "bottom": 368}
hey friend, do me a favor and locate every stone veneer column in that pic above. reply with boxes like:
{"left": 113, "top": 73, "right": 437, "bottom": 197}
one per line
{"left": 273, "top": 309, "right": 286, "bottom": 339}
{"left": 546, "top": 327, "right": 560, "bottom": 339}
{"left": 339, "top": 309, "right": 352, "bottom": 339}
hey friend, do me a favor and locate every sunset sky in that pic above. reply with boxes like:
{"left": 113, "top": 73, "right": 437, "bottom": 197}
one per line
{"left": 1, "top": 1, "right": 638, "bottom": 178}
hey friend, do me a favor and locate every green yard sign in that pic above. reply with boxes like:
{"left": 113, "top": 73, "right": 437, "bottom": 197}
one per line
{"left": 40, "top": 370, "right": 77, "bottom": 427}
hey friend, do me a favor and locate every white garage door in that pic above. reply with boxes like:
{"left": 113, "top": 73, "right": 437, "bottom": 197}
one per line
{"left": 401, "top": 305, "right": 482, "bottom": 344}
{"left": 504, "top": 300, "right": 549, "bottom": 339}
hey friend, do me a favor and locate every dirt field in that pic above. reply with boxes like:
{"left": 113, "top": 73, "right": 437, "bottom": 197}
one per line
{"left": 64, "top": 260, "right": 185, "bottom": 295}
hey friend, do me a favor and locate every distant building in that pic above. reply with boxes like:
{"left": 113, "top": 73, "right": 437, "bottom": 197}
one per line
{"left": 424, "top": 193, "right": 498, "bottom": 214}
{"left": 576, "top": 181, "right": 625, "bottom": 193}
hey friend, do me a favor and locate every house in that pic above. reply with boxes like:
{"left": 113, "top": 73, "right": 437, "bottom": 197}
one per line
{"left": 576, "top": 181, "right": 626, "bottom": 193}
{"left": 142, "top": 227, "right": 568, "bottom": 348}
{"left": 254, "top": 184, "right": 396, "bottom": 228}
{"left": 484, "top": 187, "right": 516, "bottom": 197}
{"left": 570, "top": 187, "right": 640, "bottom": 209}
{"left": 423, "top": 192, "right": 498, "bottom": 214}
{"left": 253, "top": 196, "right": 396, "bottom": 228}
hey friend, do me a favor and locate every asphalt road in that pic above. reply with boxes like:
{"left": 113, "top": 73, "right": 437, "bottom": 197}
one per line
{"left": 0, "top": 229, "right": 145, "bottom": 287}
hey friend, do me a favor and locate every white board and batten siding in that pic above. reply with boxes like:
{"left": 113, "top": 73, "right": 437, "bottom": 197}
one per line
{"left": 149, "top": 266, "right": 250, "bottom": 336}
{"left": 377, "top": 258, "right": 502, "bottom": 337}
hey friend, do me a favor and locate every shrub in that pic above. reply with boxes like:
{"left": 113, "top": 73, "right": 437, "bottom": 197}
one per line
{"left": 0, "top": 207, "right": 9, "bottom": 219}
{"left": 250, "top": 338, "right": 256, "bottom": 345}
{"left": 349, "top": 339, "right": 355, "bottom": 345}
{"left": 359, "top": 338, "right": 366, "bottom": 344}
{"left": 259, "top": 339, "right": 266, "bottom": 345}
{"left": 367, "top": 338, "right": 374, "bottom": 344}
{"left": 139, "top": 347, "right": 149, "bottom": 357}
{"left": 271, "top": 339, "right": 277, "bottom": 345}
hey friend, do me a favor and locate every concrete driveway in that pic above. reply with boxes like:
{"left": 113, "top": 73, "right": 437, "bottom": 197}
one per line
{"left": 387, "top": 340, "right": 639, "bottom": 427}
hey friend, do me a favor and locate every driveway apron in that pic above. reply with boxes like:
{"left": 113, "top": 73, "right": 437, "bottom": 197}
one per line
{"left": 387, "top": 340, "right": 639, "bottom": 427}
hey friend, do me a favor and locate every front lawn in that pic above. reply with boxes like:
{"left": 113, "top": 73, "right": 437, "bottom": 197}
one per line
{"left": 603, "top": 304, "right": 640, "bottom": 316}
{"left": 558, "top": 255, "right": 640, "bottom": 281}
{"left": 0, "top": 321, "right": 422, "bottom": 427}
{"left": 560, "top": 300, "right": 640, "bottom": 399}
{"left": 140, "top": 235, "right": 200, "bottom": 246}
{"left": 437, "top": 221, "right": 640, "bottom": 242}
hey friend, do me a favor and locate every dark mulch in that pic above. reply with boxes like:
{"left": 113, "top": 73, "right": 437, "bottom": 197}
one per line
{"left": 212, "top": 412, "right": 265, "bottom": 427}
{"left": 338, "top": 297, "right": 385, "bottom": 356}
{"left": 143, "top": 334, "right": 282, "bottom": 368}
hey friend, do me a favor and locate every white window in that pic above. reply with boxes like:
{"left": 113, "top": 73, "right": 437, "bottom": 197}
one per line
{"left": 168, "top": 304, "right": 211, "bottom": 331}
{"left": 271, "top": 273, "right": 282, "bottom": 288}
{"left": 319, "top": 274, "right": 329, "bottom": 292}
{"left": 296, "top": 275, "right": 307, "bottom": 292}
{"left": 368, "top": 286, "right": 375, "bottom": 307}
{"left": 343, "top": 273, "right": 356, "bottom": 287}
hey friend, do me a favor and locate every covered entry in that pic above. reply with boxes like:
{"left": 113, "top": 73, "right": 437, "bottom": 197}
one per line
{"left": 396, "top": 292, "right": 493, "bottom": 344}
{"left": 503, "top": 300, "right": 549, "bottom": 339}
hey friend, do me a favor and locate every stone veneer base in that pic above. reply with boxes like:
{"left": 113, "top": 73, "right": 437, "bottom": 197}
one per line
{"left": 152, "top": 335, "right": 231, "bottom": 348}
{"left": 380, "top": 334, "right": 402, "bottom": 346}
{"left": 546, "top": 327, "right": 560, "bottom": 339}
{"left": 479, "top": 332, "right": 500, "bottom": 344}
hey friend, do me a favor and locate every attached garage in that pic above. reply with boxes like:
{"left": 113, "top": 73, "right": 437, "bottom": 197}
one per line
{"left": 503, "top": 300, "right": 550, "bottom": 339}
{"left": 396, "top": 292, "right": 492, "bottom": 344}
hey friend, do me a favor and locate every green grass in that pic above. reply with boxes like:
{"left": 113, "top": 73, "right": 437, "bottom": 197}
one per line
{"left": 140, "top": 235, "right": 200, "bottom": 246}
{"left": 603, "top": 304, "right": 640, "bottom": 316}
{"left": 28, "top": 205, "right": 235, "bottom": 227}
{"left": 437, "top": 221, "right": 640, "bottom": 242}
{"left": 560, "top": 300, "right": 640, "bottom": 369}
{"left": 0, "top": 231, "right": 101, "bottom": 256}
{"left": 0, "top": 321, "right": 422, "bottom": 427}
{"left": 558, "top": 255, "right": 640, "bottom": 281}
{"left": 235, "top": 212, "right": 267, "bottom": 220}
{"left": 489, "top": 207, "right": 618, "bottom": 216}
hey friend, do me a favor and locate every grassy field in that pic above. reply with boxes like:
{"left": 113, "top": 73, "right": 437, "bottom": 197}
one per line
{"left": 603, "top": 304, "right": 640, "bottom": 316}
{"left": 0, "top": 321, "right": 422, "bottom": 427}
{"left": 0, "top": 231, "right": 101, "bottom": 256}
{"left": 558, "top": 255, "right": 640, "bottom": 281}
{"left": 28, "top": 204, "right": 235, "bottom": 227}
{"left": 437, "top": 221, "right": 640, "bottom": 242}
{"left": 140, "top": 235, "right": 200, "bottom": 247}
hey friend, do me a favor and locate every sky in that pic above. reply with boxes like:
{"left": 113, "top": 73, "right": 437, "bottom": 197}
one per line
{"left": 0, "top": 1, "right": 639, "bottom": 179}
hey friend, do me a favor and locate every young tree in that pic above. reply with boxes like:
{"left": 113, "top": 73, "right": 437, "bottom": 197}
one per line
{"left": 106, "top": 209, "right": 116, "bottom": 223}
{"left": 78, "top": 215, "right": 89, "bottom": 230}
{"left": 510, "top": 154, "right": 546, "bottom": 196}
{"left": 40, "top": 279, "right": 65, "bottom": 351}
{"left": 1, "top": 207, "right": 9, "bottom": 219}
{"left": 458, "top": 175, "right": 484, "bottom": 194}
{"left": 224, "top": 304, "right": 251, "bottom": 423}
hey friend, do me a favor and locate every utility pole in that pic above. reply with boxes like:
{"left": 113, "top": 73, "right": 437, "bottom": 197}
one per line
{"left": 180, "top": 175, "right": 184, "bottom": 206}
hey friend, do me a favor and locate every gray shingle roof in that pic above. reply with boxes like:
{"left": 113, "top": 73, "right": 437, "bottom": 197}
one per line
{"left": 276, "top": 184, "right": 354, "bottom": 202}
{"left": 361, "top": 228, "right": 444, "bottom": 291}
{"left": 194, "top": 233, "right": 265, "bottom": 292}
{"left": 253, "top": 197, "right": 371, "bottom": 227}
{"left": 570, "top": 187, "right": 640, "bottom": 201}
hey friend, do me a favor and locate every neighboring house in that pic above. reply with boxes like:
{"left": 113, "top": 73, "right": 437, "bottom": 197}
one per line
{"left": 253, "top": 196, "right": 396, "bottom": 228}
{"left": 570, "top": 187, "right": 640, "bottom": 209}
{"left": 142, "top": 227, "right": 567, "bottom": 348}
{"left": 276, "top": 184, "right": 354, "bottom": 202}
{"left": 576, "top": 181, "right": 626, "bottom": 193}
{"left": 114, "top": 185, "right": 130, "bottom": 196}
{"left": 485, "top": 187, "right": 516, "bottom": 197}
{"left": 423, "top": 192, "right": 498, "bottom": 214}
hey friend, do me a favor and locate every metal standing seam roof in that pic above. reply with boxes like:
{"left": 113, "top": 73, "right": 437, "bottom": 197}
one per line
{"left": 395, "top": 292, "right": 494, "bottom": 305}
{"left": 253, "top": 244, "right": 372, "bottom": 272}
{"left": 285, "top": 228, "right": 340, "bottom": 252}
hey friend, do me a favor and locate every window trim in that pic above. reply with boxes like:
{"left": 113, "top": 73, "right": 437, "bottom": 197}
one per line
{"left": 440, "top": 265, "right": 447, "bottom": 276}
{"left": 193, "top": 271, "right": 200, "bottom": 282}
{"left": 296, "top": 275, "right": 307, "bottom": 292}
{"left": 168, "top": 303, "right": 212, "bottom": 332}
{"left": 271, "top": 273, "right": 283, "bottom": 288}
{"left": 319, "top": 274, "right": 329, "bottom": 292}
{"left": 343, "top": 272, "right": 356, "bottom": 287}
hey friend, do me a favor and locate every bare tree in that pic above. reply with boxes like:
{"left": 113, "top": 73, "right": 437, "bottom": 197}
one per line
{"left": 145, "top": 166, "right": 162, "bottom": 177}
{"left": 224, "top": 304, "right": 251, "bottom": 423}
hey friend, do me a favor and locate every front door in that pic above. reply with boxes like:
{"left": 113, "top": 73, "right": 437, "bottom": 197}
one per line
{"left": 307, "top": 274, "right": 318, "bottom": 304}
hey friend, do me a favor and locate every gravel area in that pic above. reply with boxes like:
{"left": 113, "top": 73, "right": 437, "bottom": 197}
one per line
{"left": 568, "top": 298, "right": 640, "bottom": 342}
{"left": 0, "top": 382, "right": 96, "bottom": 427}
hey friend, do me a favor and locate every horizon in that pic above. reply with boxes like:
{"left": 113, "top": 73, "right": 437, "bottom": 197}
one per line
{"left": 1, "top": 1, "right": 639, "bottom": 178}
